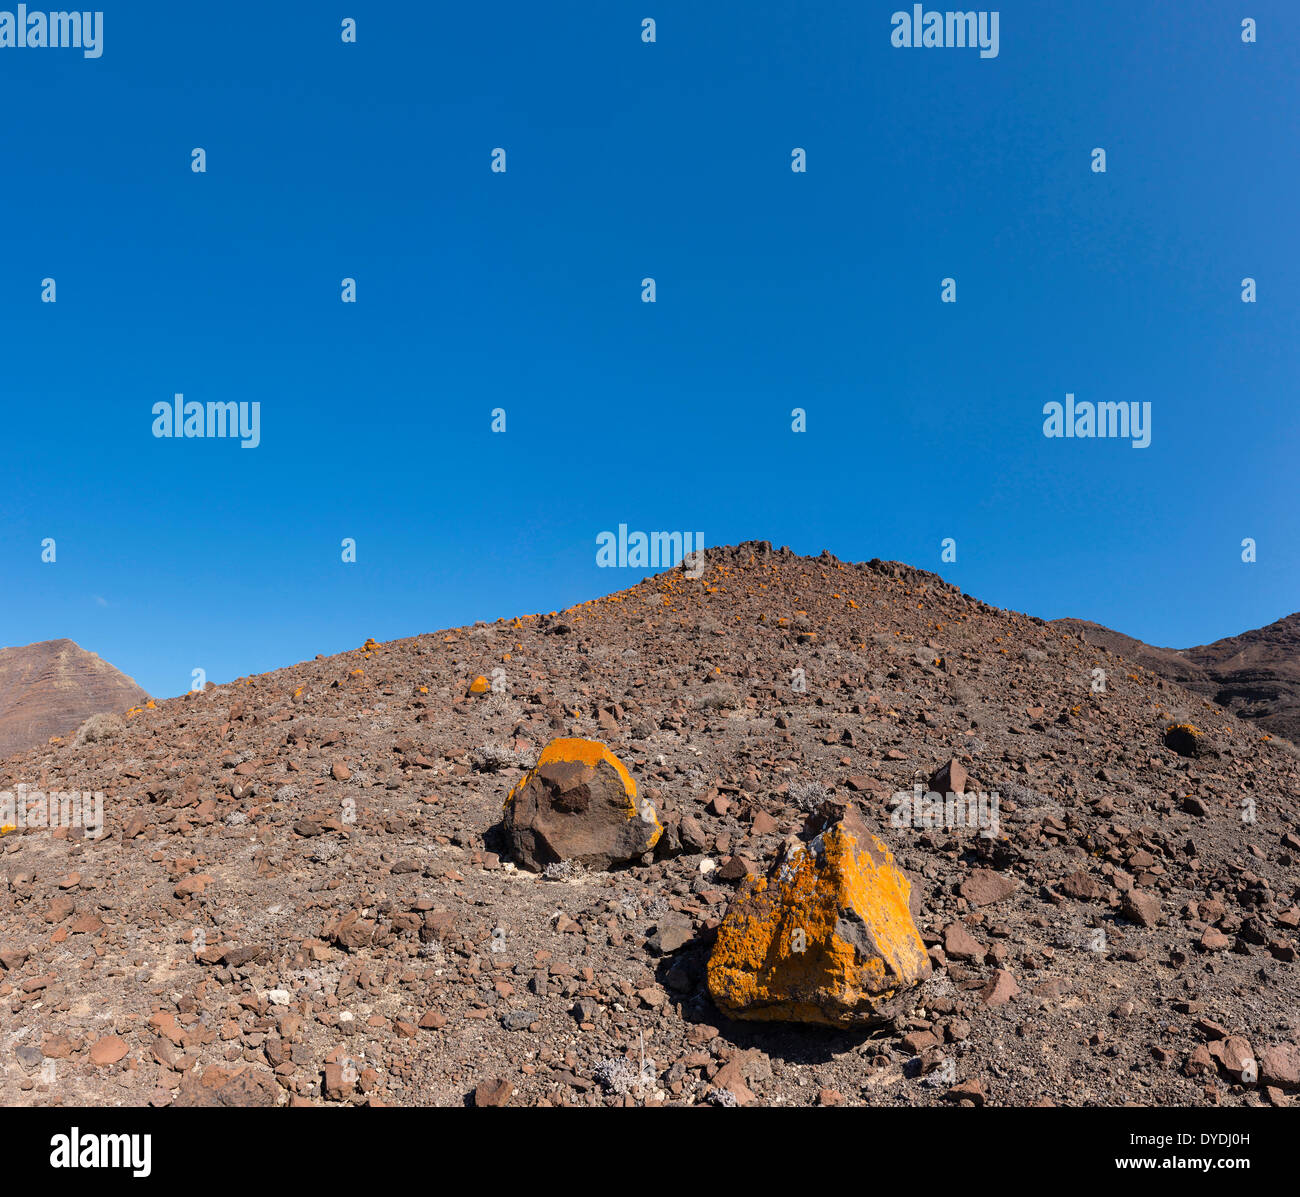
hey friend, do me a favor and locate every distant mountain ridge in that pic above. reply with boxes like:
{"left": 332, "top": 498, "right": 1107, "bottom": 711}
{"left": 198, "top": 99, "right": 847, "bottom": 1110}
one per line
{"left": 1053, "top": 611, "right": 1300, "bottom": 744}
{"left": 0, "top": 639, "right": 150, "bottom": 758}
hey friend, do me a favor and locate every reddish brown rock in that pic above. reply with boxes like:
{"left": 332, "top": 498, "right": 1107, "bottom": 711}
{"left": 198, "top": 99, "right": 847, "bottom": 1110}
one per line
{"left": 1259, "top": 1043, "right": 1300, "bottom": 1089}
{"left": 1059, "top": 870, "right": 1105, "bottom": 901}
{"left": 1209, "top": 1035, "right": 1255, "bottom": 1082}
{"left": 473, "top": 1077, "right": 514, "bottom": 1107}
{"left": 942, "top": 922, "right": 983, "bottom": 961}
{"left": 929, "top": 759, "right": 968, "bottom": 796}
{"left": 89, "top": 1036, "right": 128, "bottom": 1066}
{"left": 959, "top": 870, "right": 1017, "bottom": 908}
{"left": 1121, "top": 890, "right": 1161, "bottom": 928}
{"left": 980, "top": 969, "right": 1020, "bottom": 1007}
{"left": 1200, "top": 928, "right": 1232, "bottom": 952}
{"left": 944, "top": 1078, "right": 987, "bottom": 1105}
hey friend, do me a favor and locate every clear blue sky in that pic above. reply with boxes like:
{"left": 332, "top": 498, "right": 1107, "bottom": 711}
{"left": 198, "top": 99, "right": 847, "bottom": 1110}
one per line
{"left": 1, "top": 2, "right": 1295, "bottom": 697}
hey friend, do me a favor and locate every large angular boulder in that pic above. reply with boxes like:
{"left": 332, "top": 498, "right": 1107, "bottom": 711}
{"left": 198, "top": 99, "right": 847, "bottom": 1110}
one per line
{"left": 503, "top": 738, "right": 661, "bottom": 871}
{"left": 707, "top": 804, "right": 930, "bottom": 1026}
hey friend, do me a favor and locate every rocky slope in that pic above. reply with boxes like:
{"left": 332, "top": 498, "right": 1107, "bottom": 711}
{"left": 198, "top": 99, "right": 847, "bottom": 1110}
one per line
{"left": 1056, "top": 614, "right": 1300, "bottom": 745}
{"left": 0, "top": 640, "right": 149, "bottom": 760}
{"left": 1, "top": 543, "right": 1297, "bottom": 1108}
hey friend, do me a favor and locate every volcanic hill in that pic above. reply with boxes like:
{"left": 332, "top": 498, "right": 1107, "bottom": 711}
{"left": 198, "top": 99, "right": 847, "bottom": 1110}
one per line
{"left": 1, "top": 543, "right": 1297, "bottom": 1107}
{"left": 0, "top": 639, "right": 149, "bottom": 760}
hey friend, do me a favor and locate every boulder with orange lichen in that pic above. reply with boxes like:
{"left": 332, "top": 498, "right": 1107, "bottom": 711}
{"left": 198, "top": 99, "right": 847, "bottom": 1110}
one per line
{"left": 502, "top": 738, "right": 662, "bottom": 871}
{"left": 707, "top": 803, "right": 930, "bottom": 1027}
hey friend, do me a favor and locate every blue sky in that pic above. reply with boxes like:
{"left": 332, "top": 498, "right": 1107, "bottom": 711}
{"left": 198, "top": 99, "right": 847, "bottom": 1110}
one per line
{"left": 0, "top": 2, "right": 1295, "bottom": 697}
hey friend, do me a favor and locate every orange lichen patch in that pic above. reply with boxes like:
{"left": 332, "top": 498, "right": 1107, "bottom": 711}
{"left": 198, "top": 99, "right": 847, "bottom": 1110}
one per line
{"left": 417, "top": 685, "right": 428, "bottom": 694}
{"left": 350, "top": 669, "right": 364, "bottom": 677}
{"left": 468, "top": 676, "right": 490, "bottom": 695}
{"left": 1167, "top": 722, "right": 1201, "bottom": 737}
{"left": 541, "top": 737, "right": 634, "bottom": 794}
{"left": 0, "top": 823, "right": 16, "bottom": 836}
{"left": 145, "top": 699, "right": 156, "bottom": 709}
{"left": 504, "top": 736, "right": 653, "bottom": 828}
{"left": 707, "top": 811, "right": 929, "bottom": 1027}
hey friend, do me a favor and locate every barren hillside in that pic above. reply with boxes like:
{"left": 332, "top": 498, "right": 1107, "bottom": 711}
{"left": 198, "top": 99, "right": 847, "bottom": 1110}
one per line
{"left": 1, "top": 543, "right": 1296, "bottom": 1107}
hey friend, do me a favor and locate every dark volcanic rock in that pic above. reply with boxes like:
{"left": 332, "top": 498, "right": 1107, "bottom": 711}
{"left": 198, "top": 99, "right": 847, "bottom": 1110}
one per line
{"left": 502, "top": 738, "right": 662, "bottom": 871}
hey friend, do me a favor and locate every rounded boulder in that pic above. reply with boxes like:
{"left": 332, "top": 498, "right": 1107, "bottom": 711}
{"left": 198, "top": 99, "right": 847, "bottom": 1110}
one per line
{"left": 503, "top": 738, "right": 661, "bottom": 871}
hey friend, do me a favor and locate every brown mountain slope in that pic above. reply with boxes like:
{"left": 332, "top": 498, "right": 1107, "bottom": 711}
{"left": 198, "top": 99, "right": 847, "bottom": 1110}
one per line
{"left": 1051, "top": 619, "right": 1206, "bottom": 686}
{"left": 1054, "top": 613, "right": 1300, "bottom": 745}
{"left": 1183, "top": 613, "right": 1300, "bottom": 744}
{"left": 1, "top": 544, "right": 1297, "bottom": 1109}
{"left": 0, "top": 639, "right": 150, "bottom": 759}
